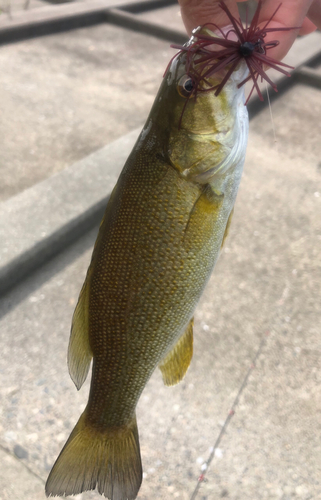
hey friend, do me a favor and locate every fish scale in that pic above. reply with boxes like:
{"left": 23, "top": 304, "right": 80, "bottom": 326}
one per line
{"left": 46, "top": 28, "right": 249, "bottom": 499}
{"left": 86, "top": 155, "right": 226, "bottom": 429}
{"left": 87, "top": 163, "right": 205, "bottom": 423}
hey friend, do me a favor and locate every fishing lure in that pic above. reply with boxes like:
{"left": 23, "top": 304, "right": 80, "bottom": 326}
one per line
{"left": 171, "top": 0, "right": 299, "bottom": 104}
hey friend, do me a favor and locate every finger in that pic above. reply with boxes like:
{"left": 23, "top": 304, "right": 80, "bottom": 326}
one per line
{"left": 257, "top": 0, "right": 314, "bottom": 61}
{"left": 306, "top": 0, "right": 321, "bottom": 30}
{"left": 178, "top": 0, "right": 241, "bottom": 36}
{"left": 299, "top": 17, "right": 317, "bottom": 35}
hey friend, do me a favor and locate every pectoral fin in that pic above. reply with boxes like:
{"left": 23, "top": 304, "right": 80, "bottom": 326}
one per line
{"left": 159, "top": 318, "right": 193, "bottom": 386}
{"left": 68, "top": 277, "right": 93, "bottom": 390}
{"left": 221, "top": 208, "right": 234, "bottom": 248}
{"left": 183, "top": 185, "right": 224, "bottom": 251}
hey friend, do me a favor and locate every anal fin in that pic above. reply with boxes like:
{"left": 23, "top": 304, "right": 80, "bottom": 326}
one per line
{"left": 159, "top": 318, "right": 193, "bottom": 386}
{"left": 68, "top": 277, "right": 93, "bottom": 390}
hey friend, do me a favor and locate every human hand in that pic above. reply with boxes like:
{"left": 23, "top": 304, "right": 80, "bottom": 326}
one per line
{"left": 178, "top": 0, "right": 320, "bottom": 63}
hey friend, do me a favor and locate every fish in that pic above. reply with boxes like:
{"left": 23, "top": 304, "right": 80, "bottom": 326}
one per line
{"left": 45, "top": 27, "right": 249, "bottom": 500}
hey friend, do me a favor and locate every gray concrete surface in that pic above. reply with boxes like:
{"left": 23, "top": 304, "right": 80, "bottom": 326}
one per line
{"left": 0, "top": 21, "right": 172, "bottom": 201}
{"left": 0, "top": 79, "right": 321, "bottom": 500}
{"left": 0, "top": 447, "right": 45, "bottom": 500}
{"left": 137, "top": 3, "right": 184, "bottom": 33}
{"left": 1, "top": 8, "right": 320, "bottom": 203}
{"left": 1, "top": 22, "right": 320, "bottom": 294}
{"left": 0, "top": 0, "right": 164, "bottom": 15}
{"left": 0, "top": 129, "right": 139, "bottom": 294}
{"left": 0, "top": 3, "right": 321, "bottom": 499}
{"left": 0, "top": 0, "right": 45, "bottom": 14}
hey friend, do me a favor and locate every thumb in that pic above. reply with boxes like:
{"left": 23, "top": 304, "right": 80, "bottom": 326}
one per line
{"left": 178, "top": 0, "right": 242, "bottom": 36}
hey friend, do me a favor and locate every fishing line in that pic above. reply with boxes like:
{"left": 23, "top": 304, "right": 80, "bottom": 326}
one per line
{"left": 189, "top": 331, "right": 268, "bottom": 500}
{"left": 188, "top": 271, "right": 297, "bottom": 500}
{"left": 0, "top": 442, "right": 46, "bottom": 485}
{"left": 266, "top": 82, "right": 277, "bottom": 143}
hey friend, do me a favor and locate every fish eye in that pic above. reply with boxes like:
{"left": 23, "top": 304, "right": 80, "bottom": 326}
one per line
{"left": 177, "top": 75, "right": 194, "bottom": 98}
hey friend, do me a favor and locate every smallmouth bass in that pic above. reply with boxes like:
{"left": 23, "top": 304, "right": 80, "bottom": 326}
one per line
{"left": 46, "top": 28, "right": 249, "bottom": 500}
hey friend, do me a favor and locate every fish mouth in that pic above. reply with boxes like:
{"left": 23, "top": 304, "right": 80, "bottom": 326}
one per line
{"left": 190, "top": 25, "right": 250, "bottom": 87}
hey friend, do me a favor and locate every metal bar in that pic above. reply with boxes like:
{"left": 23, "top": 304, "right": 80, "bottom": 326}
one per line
{"left": 0, "top": 0, "right": 111, "bottom": 44}
{"left": 119, "top": 0, "right": 176, "bottom": 13}
{"left": 0, "top": 0, "right": 178, "bottom": 45}
{"left": 105, "top": 8, "right": 187, "bottom": 44}
{"left": 294, "top": 66, "right": 321, "bottom": 90}
{"left": 0, "top": 198, "right": 107, "bottom": 299}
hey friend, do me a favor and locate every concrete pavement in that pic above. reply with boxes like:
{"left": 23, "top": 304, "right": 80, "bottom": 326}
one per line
{"left": 1, "top": 84, "right": 321, "bottom": 500}
{"left": 0, "top": 19, "right": 174, "bottom": 201}
{"left": 0, "top": 3, "right": 321, "bottom": 500}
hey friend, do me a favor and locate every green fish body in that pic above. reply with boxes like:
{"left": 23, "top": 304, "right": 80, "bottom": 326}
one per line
{"left": 46, "top": 32, "right": 249, "bottom": 500}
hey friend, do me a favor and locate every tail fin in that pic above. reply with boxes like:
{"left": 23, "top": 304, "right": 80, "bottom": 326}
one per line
{"left": 45, "top": 410, "right": 142, "bottom": 500}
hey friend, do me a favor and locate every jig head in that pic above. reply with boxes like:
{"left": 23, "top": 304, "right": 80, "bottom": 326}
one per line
{"left": 172, "top": 0, "right": 300, "bottom": 104}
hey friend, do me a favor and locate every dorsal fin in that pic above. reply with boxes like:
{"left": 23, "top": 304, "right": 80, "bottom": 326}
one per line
{"left": 67, "top": 186, "right": 119, "bottom": 390}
